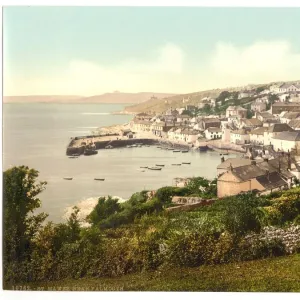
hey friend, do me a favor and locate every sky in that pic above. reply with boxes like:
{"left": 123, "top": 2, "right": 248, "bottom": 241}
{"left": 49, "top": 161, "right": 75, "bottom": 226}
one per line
{"left": 3, "top": 6, "right": 300, "bottom": 96}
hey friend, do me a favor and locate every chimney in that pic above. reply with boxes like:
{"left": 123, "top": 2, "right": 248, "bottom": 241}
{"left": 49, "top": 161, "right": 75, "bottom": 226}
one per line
{"left": 229, "top": 163, "right": 233, "bottom": 171}
{"left": 251, "top": 160, "right": 256, "bottom": 165}
{"left": 264, "top": 158, "right": 269, "bottom": 162}
{"left": 221, "top": 156, "right": 225, "bottom": 163}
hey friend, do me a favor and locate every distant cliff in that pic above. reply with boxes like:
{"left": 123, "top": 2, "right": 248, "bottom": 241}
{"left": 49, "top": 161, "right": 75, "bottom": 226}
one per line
{"left": 3, "top": 92, "right": 176, "bottom": 104}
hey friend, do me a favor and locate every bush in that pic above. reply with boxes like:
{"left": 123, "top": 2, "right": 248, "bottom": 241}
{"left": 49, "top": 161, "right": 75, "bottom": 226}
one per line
{"left": 238, "top": 238, "right": 286, "bottom": 261}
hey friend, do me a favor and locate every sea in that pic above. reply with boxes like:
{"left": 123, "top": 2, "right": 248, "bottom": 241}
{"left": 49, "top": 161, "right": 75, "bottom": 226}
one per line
{"left": 3, "top": 103, "right": 236, "bottom": 222}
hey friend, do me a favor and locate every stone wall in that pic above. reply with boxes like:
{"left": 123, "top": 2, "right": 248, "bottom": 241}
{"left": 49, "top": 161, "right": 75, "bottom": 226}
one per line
{"left": 166, "top": 199, "right": 215, "bottom": 213}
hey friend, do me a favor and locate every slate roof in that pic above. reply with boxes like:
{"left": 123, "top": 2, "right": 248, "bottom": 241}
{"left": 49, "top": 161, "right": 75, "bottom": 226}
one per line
{"left": 250, "top": 127, "right": 269, "bottom": 135}
{"left": 207, "top": 127, "right": 222, "bottom": 133}
{"left": 243, "top": 118, "right": 263, "bottom": 126}
{"left": 231, "top": 164, "right": 266, "bottom": 181}
{"left": 256, "top": 172, "right": 288, "bottom": 190}
{"left": 268, "top": 123, "right": 294, "bottom": 133}
{"left": 231, "top": 129, "right": 250, "bottom": 135}
{"left": 272, "top": 131, "right": 300, "bottom": 141}
{"left": 217, "top": 158, "right": 252, "bottom": 169}
{"left": 282, "top": 112, "right": 300, "bottom": 119}
{"left": 289, "top": 119, "right": 300, "bottom": 129}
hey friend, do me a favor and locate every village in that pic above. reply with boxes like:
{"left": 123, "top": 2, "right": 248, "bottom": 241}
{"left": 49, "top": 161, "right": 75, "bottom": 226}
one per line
{"left": 125, "top": 82, "right": 300, "bottom": 200}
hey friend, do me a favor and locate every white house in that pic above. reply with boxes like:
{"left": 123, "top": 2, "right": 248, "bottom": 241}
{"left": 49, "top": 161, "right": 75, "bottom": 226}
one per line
{"left": 263, "top": 123, "right": 295, "bottom": 146}
{"left": 230, "top": 129, "right": 250, "bottom": 145}
{"left": 204, "top": 127, "right": 223, "bottom": 140}
{"left": 249, "top": 127, "right": 268, "bottom": 145}
{"left": 226, "top": 106, "right": 248, "bottom": 118}
{"left": 251, "top": 101, "right": 267, "bottom": 112}
{"left": 271, "top": 131, "right": 300, "bottom": 152}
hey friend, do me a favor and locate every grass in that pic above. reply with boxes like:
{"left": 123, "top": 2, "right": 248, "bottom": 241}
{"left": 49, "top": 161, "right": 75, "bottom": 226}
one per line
{"left": 11, "top": 254, "right": 300, "bottom": 292}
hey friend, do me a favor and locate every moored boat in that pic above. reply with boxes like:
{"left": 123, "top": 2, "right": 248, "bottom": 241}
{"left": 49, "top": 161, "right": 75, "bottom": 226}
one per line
{"left": 198, "top": 145, "right": 208, "bottom": 152}
{"left": 140, "top": 166, "right": 148, "bottom": 168}
{"left": 148, "top": 167, "right": 162, "bottom": 171}
{"left": 68, "top": 156, "right": 79, "bottom": 159}
{"left": 94, "top": 178, "right": 105, "bottom": 181}
{"left": 155, "top": 164, "right": 165, "bottom": 167}
{"left": 182, "top": 162, "right": 191, "bottom": 164}
{"left": 181, "top": 150, "right": 189, "bottom": 153}
{"left": 171, "top": 163, "right": 181, "bottom": 166}
{"left": 173, "top": 150, "right": 181, "bottom": 153}
{"left": 63, "top": 177, "right": 73, "bottom": 180}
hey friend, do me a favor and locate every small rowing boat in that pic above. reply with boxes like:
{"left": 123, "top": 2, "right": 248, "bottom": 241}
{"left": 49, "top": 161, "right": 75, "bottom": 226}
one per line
{"left": 173, "top": 150, "right": 181, "bottom": 153}
{"left": 68, "top": 156, "right": 79, "bottom": 159}
{"left": 156, "top": 164, "right": 165, "bottom": 167}
{"left": 182, "top": 162, "right": 191, "bottom": 165}
{"left": 94, "top": 178, "right": 105, "bottom": 181}
{"left": 63, "top": 177, "right": 73, "bottom": 180}
{"left": 140, "top": 166, "right": 148, "bottom": 168}
{"left": 181, "top": 150, "right": 189, "bottom": 153}
{"left": 171, "top": 164, "right": 181, "bottom": 166}
{"left": 148, "top": 167, "right": 162, "bottom": 171}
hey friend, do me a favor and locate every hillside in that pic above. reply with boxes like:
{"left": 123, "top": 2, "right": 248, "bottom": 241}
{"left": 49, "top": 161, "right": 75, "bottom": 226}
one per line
{"left": 123, "top": 80, "right": 300, "bottom": 113}
{"left": 3, "top": 92, "right": 176, "bottom": 104}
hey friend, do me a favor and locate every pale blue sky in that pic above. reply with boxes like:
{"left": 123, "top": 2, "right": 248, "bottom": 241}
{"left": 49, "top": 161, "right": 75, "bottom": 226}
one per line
{"left": 3, "top": 7, "right": 300, "bottom": 95}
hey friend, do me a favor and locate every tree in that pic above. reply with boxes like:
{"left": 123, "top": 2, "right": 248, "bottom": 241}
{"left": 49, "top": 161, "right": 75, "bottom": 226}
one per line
{"left": 221, "top": 193, "right": 262, "bottom": 239}
{"left": 3, "top": 166, "right": 48, "bottom": 283}
{"left": 87, "top": 196, "right": 121, "bottom": 226}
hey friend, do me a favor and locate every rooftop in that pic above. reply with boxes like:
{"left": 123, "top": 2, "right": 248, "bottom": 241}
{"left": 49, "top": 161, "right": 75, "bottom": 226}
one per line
{"left": 272, "top": 131, "right": 300, "bottom": 141}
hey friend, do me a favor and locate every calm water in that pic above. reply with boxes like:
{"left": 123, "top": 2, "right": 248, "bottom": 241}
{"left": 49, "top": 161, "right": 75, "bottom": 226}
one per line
{"left": 3, "top": 103, "right": 234, "bottom": 222}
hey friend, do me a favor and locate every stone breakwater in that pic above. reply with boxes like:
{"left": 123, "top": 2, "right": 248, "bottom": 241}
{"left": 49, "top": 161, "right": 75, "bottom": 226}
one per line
{"left": 245, "top": 225, "right": 300, "bottom": 254}
{"left": 66, "top": 135, "right": 192, "bottom": 156}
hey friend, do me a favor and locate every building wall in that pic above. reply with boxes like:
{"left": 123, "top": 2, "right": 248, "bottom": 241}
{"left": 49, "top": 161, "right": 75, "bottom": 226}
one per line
{"left": 271, "top": 138, "right": 300, "bottom": 152}
{"left": 217, "top": 172, "right": 265, "bottom": 197}
{"left": 250, "top": 134, "right": 264, "bottom": 145}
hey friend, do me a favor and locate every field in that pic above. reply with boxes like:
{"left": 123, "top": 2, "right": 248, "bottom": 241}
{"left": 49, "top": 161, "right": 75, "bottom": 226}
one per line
{"left": 19, "top": 254, "right": 300, "bottom": 292}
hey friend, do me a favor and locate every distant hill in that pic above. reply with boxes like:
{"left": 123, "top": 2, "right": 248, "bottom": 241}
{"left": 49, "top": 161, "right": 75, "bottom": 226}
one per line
{"left": 124, "top": 80, "right": 300, "bottom": 114}
{"left": 3, "top": 92, "right": 176, "bottom": 104}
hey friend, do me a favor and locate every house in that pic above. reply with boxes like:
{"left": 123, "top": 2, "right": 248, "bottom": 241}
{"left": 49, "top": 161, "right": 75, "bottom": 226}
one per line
{"left": 226, "top": 106, "right": 247, "bottom": 118}
{"left": 278, "top": 94, "right": 290, "bottom": 102}
{"left": 230, "top": 129, "right": 250, "bottom": 145}
{"left": 263, "top": 123, "right": 295, "bottom": 146}
{"left": 198, "top": 118, "right": 221, "bottom": 130}
{"left": 239, "top": 118, "right": 263, "bottom": 129}
{"left": 256, "top": 111, "right": 278, "bottom": 123}
{"left": 289, "top": 119, "right": 300, "bottom": 130}
{"left": 204, "top": 127, "right": 223, "bottom": 140}
{"left": 271, "top": 102, "right": 300, "bottom": 115}
{"left": 217, "top": 158, "right": 294, "bottom": 198}
{"left": 217, "top": 157, "right": 252, "bottom": 176}
{"left": 271, "top": 131, "right": 300, "bottom": 153}
{"left": 270, "top": 84, "right": 280, "bottom": 93}
{"left": 251, "top": 101, "right": 267, "bottom": 112}
{"left": 278, "top": 83, "right": 300, "bottom": 93}
{"left": 177, "top": 114, "right": 190, "bottom": 123}
{"left": 151, "top": 122, "right": 174, "bottom": 138}
{"left": 238, "top": 91, "right": 252, "bottom": 99}
{"left": 250, "top": 127, "right": 269, "bottom": 145}
{"left": 182, "top": 129, "right": 200, "bottom": 144}
{"left": 280, "top": 112, "right": 300, "bottom": 124}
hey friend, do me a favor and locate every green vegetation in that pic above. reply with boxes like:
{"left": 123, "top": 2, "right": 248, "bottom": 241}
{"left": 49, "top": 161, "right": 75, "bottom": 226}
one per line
{"left": 21, "top": 254, "right": 300, "bottom": 291}
{"left": 3, "top": 166, "right": 300, "bottom": 291}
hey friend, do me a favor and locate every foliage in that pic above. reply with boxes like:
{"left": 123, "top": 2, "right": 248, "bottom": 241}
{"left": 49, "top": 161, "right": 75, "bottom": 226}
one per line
{"left": 3, "top": 166, "right": 48, "bottom": 283}
{"left": 87, "top": 196, "right": 121, "bottom": 226}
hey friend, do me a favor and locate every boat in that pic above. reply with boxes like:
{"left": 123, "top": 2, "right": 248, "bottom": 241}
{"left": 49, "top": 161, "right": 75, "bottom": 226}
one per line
{"left": 181, "top": 150, "right": 189, "bottom": 153}
{"left": 148, "top": 167, "right": 162, "bottom": 171}
{"left": 182, "top": 162, "right": 191, "bottom": 165}
{"left": 105, "top": 145, "right": 113, "bottom": 149}
{"left": 198, "top": 145, "right": 208, "bottom": 152}
{"left": 68, "top": 156, "right": 79, "bottom": 159}
{"left": 172, "top": 164, "right": 181, "bottom": 166}
{"left": 168, "top": 148, "right": 175, "bottom": 151}
{"left": 126, "top": 145, "right": 132, "bottom": 148}
{"left": 157, "top": 146, "right": 161, "bottom": 148}
{"left": 131, "top": 144, "right": 138, "bottom": 147}
{"left": 63, "top": 177, "right": 73, "bottom": 180}
{"left": 140, "top": 166, "right": 148, "bottom": 168}
{"left": 156, "top": 164, "right": 165, "bottom": 167}
{"left": 94, "top": 178, "right": 105, "bottom": 181}
{"left": 173, "top": 150, "right": 181, "bottom": 153}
